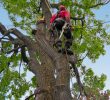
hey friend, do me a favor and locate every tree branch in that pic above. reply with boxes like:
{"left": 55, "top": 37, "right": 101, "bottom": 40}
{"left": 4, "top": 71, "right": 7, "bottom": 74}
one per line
{"left": 0, "top": 23, "right": 14, "bottom": 41}
{"left": 0, "top": 23, "right": 32, "bottom": 46}
{"left": 21, "top": 45, "right": 29, "bottom": 64}
{"left": 50, "top": 0, "right": 110, "bottom": 9}
{"left": 0, "top": 23, "right": 30, "bottom": 44}
{"left": 90, "top": 0, "right": 110, "bottom": 8}
{"left": 7, "top": 28, "right": 30, "bottom": 43}
{"left": 71, "top": 63, "right": 87, "bottom": 96}
{"left": 6, "top": 44, "right": 25, "bottom": 54}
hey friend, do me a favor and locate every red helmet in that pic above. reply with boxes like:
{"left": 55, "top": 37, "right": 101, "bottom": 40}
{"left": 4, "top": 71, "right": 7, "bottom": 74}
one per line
{"left": 59, "top": 5, "right": 66, "bottom": 11}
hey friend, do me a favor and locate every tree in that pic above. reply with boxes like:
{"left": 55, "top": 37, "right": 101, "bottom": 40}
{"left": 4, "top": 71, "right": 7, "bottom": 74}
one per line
{"left": 0, "top": 0, "right": 110, "bottom": 100}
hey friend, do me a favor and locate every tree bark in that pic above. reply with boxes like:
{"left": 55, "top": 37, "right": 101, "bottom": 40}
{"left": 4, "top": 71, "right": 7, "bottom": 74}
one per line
{"left": 28, "top": 0, "right": 73, "bottom": 99}
{"left": 32, "top": 20, "right": 72, "bottom": 100}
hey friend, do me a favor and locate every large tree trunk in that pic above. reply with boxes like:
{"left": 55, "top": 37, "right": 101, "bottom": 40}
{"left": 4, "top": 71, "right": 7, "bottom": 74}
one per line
{"left": 27, "top": 0, "right": 72, "bottom": 99}
{"left": 31, "top": 20, "right": 72, "bottom": 100}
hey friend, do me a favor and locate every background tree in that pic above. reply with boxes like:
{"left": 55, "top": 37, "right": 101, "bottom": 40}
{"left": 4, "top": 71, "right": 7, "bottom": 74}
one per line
{"left": 0, "top": 0, "right": 110, "bottom": 99}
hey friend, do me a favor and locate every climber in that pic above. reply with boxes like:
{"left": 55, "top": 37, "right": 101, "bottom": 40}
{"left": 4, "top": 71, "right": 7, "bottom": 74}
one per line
{"left": 50, "top": 5, "right": 73, "bottom": 55}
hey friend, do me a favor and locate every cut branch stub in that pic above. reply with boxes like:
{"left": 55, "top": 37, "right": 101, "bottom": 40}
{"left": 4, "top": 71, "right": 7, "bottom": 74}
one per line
{"left": 37, "top": 20, "right": 46, "bottom": 36}
{"left": 41, "top": 0, "right": 52, "bottom": 28}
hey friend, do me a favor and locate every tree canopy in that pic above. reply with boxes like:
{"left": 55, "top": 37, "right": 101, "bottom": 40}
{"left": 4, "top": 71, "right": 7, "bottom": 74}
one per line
{"left": 0, "top": 0, "right": 110, "bottom": 99}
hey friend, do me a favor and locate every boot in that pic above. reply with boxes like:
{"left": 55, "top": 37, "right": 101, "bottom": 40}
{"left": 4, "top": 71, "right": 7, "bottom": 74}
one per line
{"left": 66, "top": 48, "right": 73, "bottom": 55}
{"left": 55, "top": 40, "right": 62, "bottom": 53}
{"left": 65, "top": 41, "right": 73, "bottom": 55}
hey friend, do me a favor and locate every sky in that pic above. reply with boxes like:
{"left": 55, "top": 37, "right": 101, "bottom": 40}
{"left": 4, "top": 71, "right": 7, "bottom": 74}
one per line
{"left": 0, "top": 0, "right": 110, "bottom": 97}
